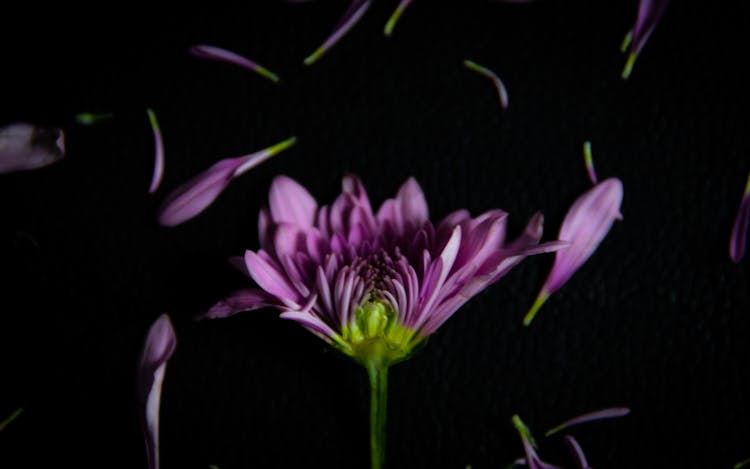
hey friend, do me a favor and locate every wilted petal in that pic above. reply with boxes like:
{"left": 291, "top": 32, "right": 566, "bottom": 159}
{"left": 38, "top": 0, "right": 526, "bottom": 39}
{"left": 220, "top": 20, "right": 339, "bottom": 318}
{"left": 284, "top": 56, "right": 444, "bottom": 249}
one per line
{"left": 729, "top": 171, "right": 750, "bottom": 262}
{"left": 0, "top": 122, "right": 64, "bottom": 174}
{"left": 383, "top": 0, "right": 414, "bottom": 37}
{"left": 157, "top": 137, "right": 296, "bottom": 227}
{"left": 269, "top": 175, "right": 318, "bottom": 227}
{"left": 563, "top": 435, "right": 590, "bottom": 469}
{"left": 524, "top": 178, "right": 623, "bottom": 326}
{"left": 190, "top": 44, "right": 279, "bottom": 83}
{"left": 147, "top": 109, "right": 165, "bottom": 194}
{"left": 622, "top": 0, "right": 669, "bottom": 79}
{"left": 303, "top": 0, "right": 371, "bottom": 65}
{"left": 545, "top": 407, "right": 630, "bottom": 436}
{"left": 137, "top": 314, "right": 177, "bottom": 469}
{"left": 464, "top": 59, "right": 509, "bottom": 109}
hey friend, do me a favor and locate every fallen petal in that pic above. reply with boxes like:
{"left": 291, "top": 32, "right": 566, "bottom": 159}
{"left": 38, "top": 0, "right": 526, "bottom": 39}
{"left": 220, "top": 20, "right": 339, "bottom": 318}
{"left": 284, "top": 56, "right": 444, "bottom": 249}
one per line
{"left": 190, "top": 44, "right": 280, "bottom": 83}
{"left": 545, "top": 407, "right": 630, "bottom": 436}
{"left": 147, "top": 109, "right": 165, "bottom": 194}
{"left": 157, "top": 137, "right": 296, "bottom": 227}
{"left": 622, "top": 0, "right": 669, "bottom": 79}
{"left": 0, "top": 122, "right": 65, "bottom": 174}
{"left": 384, "top": 0, "right": 414, "bottom": 37}
{"left": 464, "top": 59, "right": 509, "bottom": 109}
{"left": 729, "top": 171, "right": 750, "bottom": 262}
{"left": 137, "top": 314, "right": 177, "bottom": 469}
{"left": 583, "top": 141, "right": 597, "bottom": 185}
{"left": 304, "top": 0, "right": 371, "bottom": 65}
{"left": 563, "top": 435, "right": 590, "bottom": 469}
{"left": 512, "top": 415, "right": 562, "bottom": 469}
{"left": 0, "top": 408, "right": 23, "bottom": 431}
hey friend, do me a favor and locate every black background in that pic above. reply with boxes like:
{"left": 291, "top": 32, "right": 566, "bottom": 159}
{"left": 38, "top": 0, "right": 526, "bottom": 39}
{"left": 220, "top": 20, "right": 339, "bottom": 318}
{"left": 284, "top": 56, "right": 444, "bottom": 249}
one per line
{"left": 1, "top": 1, "right": 749, "bottom": 468}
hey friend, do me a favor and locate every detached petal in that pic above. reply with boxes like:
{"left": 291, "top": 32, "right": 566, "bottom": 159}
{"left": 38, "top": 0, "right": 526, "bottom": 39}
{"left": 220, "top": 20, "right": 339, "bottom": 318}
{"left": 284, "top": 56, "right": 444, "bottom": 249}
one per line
{"left": 384, "top": 0, "right": 414, "bottom": 37}
{"left": 512, "top": 415, "right": 562, "bottom": 469}
{"left": 0, "top": 122, "right": 64, "bottom": 174}
{"left": 303, "top": 0, "right": 371, "bottom": 65}
{"left": 563, "top": 435, "right": 590, "bottom": 469}
{"left": 190, "top": 44, "right": 279, "bottom": 83}
{"left": 147, "top": 109, "right": 165, "bottom": 194}
{"left": 464, "top": 59, "right": 509, "bottom": 109}
{"left": 202, "top": 288, "right": 278, "bottom": 319}
{"left": 524, "top": 178, "right": 623, "bottom": 326}
{"left": 729, "top": 171, "right": 750, "bottom": 262}
{"left": 622, "top": 0, "right": 669, "bottom": 79}
{"left": 545, "top": 407, "right": 630, "bottom": 436}
{"left": 157, "top": 137, "right": 296, "bottom": 227}
{"left": 137, "top": 314, "right": 177, "bottom": 469}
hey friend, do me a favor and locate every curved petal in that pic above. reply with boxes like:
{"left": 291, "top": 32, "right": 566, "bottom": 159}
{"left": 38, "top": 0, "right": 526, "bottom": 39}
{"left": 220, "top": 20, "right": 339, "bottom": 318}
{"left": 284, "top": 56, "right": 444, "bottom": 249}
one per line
{"left": 244, "top": 250, "right": 301, "bottom": 306}
{"left": 729, "top": 171, "right": 750, "bottom": 262}
{"left": 268, "top": 175, "right": 318, "bottom": 228}
{"left": 190, "top": 44, "right": 279, "bottom": 83}
{"left": 201, "top": 288, "right": 278, "bottom": 319}
{"left": 303, "top": 0, "right": 371, "bottom": 65}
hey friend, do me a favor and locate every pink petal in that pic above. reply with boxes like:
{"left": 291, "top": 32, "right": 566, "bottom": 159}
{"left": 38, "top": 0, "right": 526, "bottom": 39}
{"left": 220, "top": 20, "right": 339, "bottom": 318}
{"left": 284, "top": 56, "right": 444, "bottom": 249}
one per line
{"left": 157, "top": 137, "right": 295, "bottom": 227}
{"left": 0, "top": 122, "right": 64, "bottom": 174}
{"left": 545, "top": 407, "right": 630, "bottom": 436}
{"left": 268, "top": 175, "right": 318, "bottom": 228}
{"left": 137, "top": 314, "right": 177, "bottom": 469}
{"left": 190, "top": 44, "right": 279, "bottom": 83}
{"left": 512, "top": 415, "right": 562, "bottom": 469}
{"left": 563, "top": 435, "right": 591, "bottom": 469}
{"left": 303, "top": 0, "right": 371, "bottom": 65}
{"left": 729, "top": 171, "right": 750, "bottom": 262}
{"left": 525, "top": 178, "right": 623, "bottom": 325}
{"left": 202, "top": 288, "right": 278, "bottom": 319}
{"left": 622, "top": 0, "right": 669, "bottom": 79}
{"left": 244, "top": 250, "right": 302, "bottom": 307}
{"left": 397, "top": 177, "right": 429, "bottom": 229}
{"left": 464, "top": 59, "right": 509, "bottom": 109}
{"left": 147, "top": 109, "right": 165, "bottom": 194}
{"left": 583, "top": 141, "right": 597, "bottom": 185}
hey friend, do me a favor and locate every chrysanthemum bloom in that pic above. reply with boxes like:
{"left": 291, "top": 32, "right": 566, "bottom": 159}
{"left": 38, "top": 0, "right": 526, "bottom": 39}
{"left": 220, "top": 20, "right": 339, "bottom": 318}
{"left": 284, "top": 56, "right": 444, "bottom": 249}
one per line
{"left": 205, "top": 175, "right": 563, "bottom": 468}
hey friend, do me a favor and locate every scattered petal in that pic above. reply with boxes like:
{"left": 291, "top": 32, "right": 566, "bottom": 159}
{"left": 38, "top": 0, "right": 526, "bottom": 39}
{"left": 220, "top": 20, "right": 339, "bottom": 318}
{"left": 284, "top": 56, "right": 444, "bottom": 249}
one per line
{"left": 545, "top": 407, "right": 630, "bottom": 436}
{"left": 147, "top": 109, "right": 165, "bottom": 194}
{"left": 524, "top": 178, "right": 623, "bottom": 326}
{"left": 0, "top": 122, "right": 65, "bottom": 174}
{"left": 303, "top": 0, "right": 371, "bottom": 65}
{"left": 464, "top": 59, "right": 509, "bottom": 109}
{"left": 512, "top": 415, "right": 562, "bottom": 469}
{"left": 137, "top": 314, "right": 177, "bottom": 469}
{"left": 563, "top": 435, "right": 590, "bottom": 469}
{"left": 730, "top": 170, "right": 750, "bottom": 262}
{"left": 735, "top": 457, "right": 750, "bottom": 469}
{"left": 74, "top": 112, "right": 113, "bottom": 126}
{"left": 157, "top": 136, "right": 296, "bottom": 227}
{"left": 621, "top": 0, "right": 669, "bottom": 79}
{"left": 0, "top": 408, "right": 23, "bottom": 431}
{"left": 384, "top": 0, "right": 414, "bottom": 37}
{"left": 583, "top": 141, "right": 597, "bottom": 185}
{"left": 190, "top": 44, "right": 280, "bottom": 83}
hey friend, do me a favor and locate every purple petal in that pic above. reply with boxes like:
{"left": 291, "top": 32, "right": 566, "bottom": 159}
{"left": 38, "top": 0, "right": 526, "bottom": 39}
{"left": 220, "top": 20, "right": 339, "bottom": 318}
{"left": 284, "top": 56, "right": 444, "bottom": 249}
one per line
{"left": 244, "top": 250, "right": 302, "bottom": 307}
{"left": 157, "top": 137, "right": 296, "bottom": 227}
{"left": 464, "top": 59, "right": 509, "bottom": 109}
{"left": 729, "top": 171, "right": 750, "bottom": 262}
{"left": 563, "top": 435, "right": 590, "bottom": 469}
{"left": 583, "top": 141, "right": 597, "bottom": 185}
{"left": 384, "top": 0, "right": 414, "bottom": 37}
{"left": 147, "top": 109, "right": 165, "bottom": 194}
{"left": 524, "top": 178, "right": 623, "bottom": 326}
{"left": 512, "top": 415, "right": 562, "bottom": 469}
{"left": 397, "top": 177, "right": 429, "bottom": 228}
{"left": 190, "top": 44, "right": 279, "bottom": 83}
{"left": 622, "top": 0, "right": 669, "bottom": 79}
{"left": 0, "top": 122, "right": 64, "bottom": 174}
{"left": 545, "top": 407, "right": 630, "bottom": 436}
{"left": 137, "top": 314, "right": 177, "bottom": 469}
{"left": 303, "top": 0, "right": 371, "bottom": 65}
{"left": 201, "top": 288, "right": 278, "bottom": 319}
{"left": 268, "top": 175, "right": 318, "bottom": 228}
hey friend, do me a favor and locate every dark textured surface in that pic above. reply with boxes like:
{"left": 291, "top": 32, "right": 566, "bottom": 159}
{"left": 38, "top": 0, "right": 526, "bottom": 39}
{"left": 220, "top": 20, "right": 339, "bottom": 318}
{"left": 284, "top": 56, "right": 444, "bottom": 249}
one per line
{"left": 1, "top": 1, "right": 749, "bottom": 468}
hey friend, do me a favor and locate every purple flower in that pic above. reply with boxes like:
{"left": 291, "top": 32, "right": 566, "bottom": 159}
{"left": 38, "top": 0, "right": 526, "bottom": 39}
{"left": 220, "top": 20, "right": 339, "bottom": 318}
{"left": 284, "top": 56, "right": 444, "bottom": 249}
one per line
{"left": 157, "top": 137, "right": 296, "bottom": 227}
{"left": 621, "top": 0, "right": 669, "bottom": 79}
{"left": 729, "top": 171, "right": 750, "bottom": 262}
{"left": 303, "top": 0, "right": 371, "bottom": 65}
{"left": 524, "top": 177, "right": 623, "bottom": 326}
{"left": 206, "top": 174, "right": 563, "bottom": 360}
{"left": 0, "top": 122, "right": 65, "bottom": 174}
{"left": 136, "top": 314, "right": 177, "bottom": 469}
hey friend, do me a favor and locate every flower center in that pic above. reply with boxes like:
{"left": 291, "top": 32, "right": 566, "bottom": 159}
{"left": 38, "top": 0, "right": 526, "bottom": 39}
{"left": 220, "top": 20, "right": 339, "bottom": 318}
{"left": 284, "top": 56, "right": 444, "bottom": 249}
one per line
{"left": 342, "top": 299, "right": 416, "bottom": 366}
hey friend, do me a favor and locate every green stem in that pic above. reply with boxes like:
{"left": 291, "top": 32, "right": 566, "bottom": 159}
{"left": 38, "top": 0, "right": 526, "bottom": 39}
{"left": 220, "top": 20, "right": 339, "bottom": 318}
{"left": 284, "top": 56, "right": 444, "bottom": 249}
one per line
{"left": 367, "top": 360, "right": 389, "bottom": 469}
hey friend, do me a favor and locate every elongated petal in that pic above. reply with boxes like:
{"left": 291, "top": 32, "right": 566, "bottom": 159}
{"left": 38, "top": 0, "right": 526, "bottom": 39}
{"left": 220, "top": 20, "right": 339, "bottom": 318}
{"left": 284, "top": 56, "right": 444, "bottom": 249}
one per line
{"left": 190, "top": 44, "right": 279, "bottom": 83}
{"left": 304, "top": 0, "right": 371, "bottom": 65}
{"left": 524, "top": 178, "right": 623, "bottom": 326}
{"left": 622, "top": 0, "right": 669, "bottom": 79}
{"left": 464, "top": 59, "right": 509, "bottom": 109}
{"left": 202, "top": 288, "right": 278, "bottom": 319}
{"left": 583, "top": 141, "right": 597, "bottom": 185}
{"left": 545, "top": 407, "right": 630, "bottom": 436}
{"left": 147, "top": 109, "right": 165, "bottom": 194}
{"left": 729, "top": 171, "right": 750, "bottom": 262}
{"left": 384, "top": 0, "right": 414, "bottom": 37}
{"left": 137, "top": 314, "right": 177, "bottom": 469}
{"left": 512, "top": 415, "right": 562, "bottom": 469}
{"left": 157, "top": 137, "right": 296, "bottom": 227}
{"left": 268, "top": 175, "right": 318, "bottom": 227}
{"left": 0, "top": 123, "right": 64, "bottom": 174}
{"left": 0, "top": 408, "right": 23, "bottom": 431}
{"left": 563, "top": 435, "right": 590, "bottom": 469}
